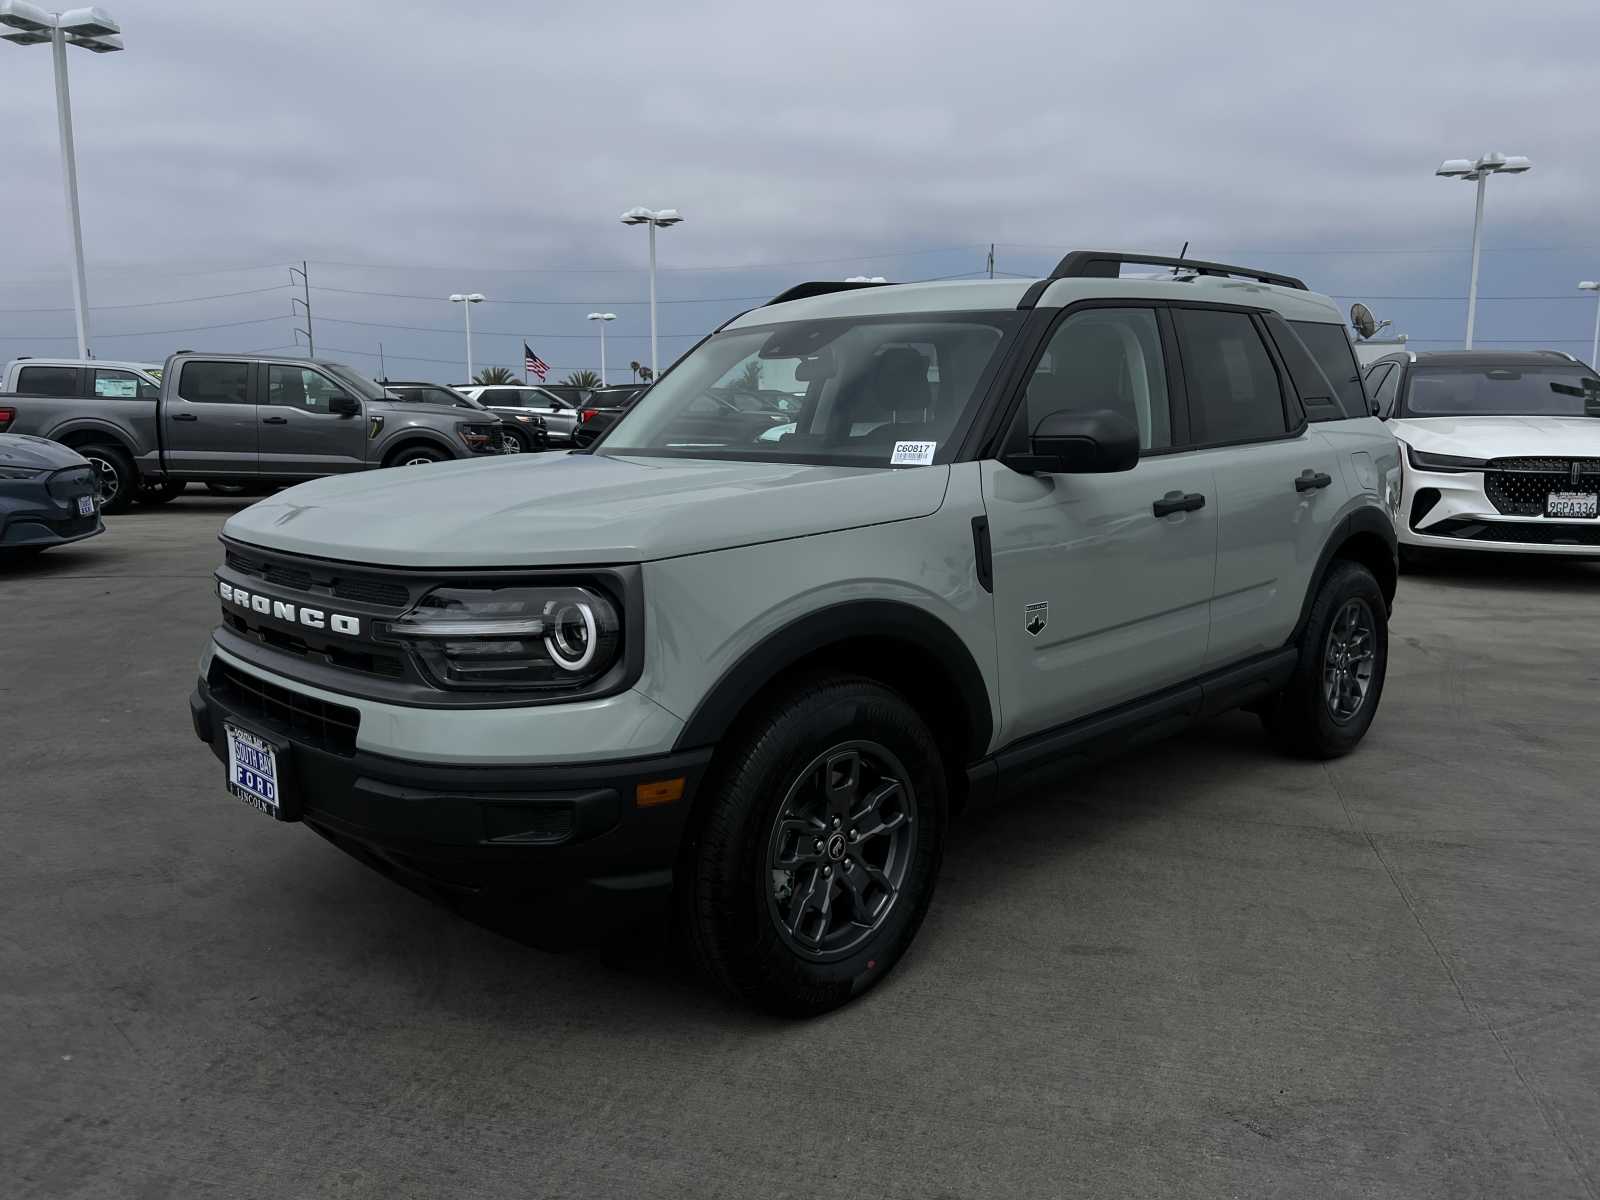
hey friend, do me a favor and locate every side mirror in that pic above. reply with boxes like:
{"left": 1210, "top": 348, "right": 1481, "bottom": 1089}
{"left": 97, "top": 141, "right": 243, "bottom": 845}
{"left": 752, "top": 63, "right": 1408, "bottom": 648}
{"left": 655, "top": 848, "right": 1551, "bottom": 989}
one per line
{"left": 329, "top": 394, "right": 360, "bottom": 417}
{"left": 1003, "top": 408, "right": 1140, "bottom": 475}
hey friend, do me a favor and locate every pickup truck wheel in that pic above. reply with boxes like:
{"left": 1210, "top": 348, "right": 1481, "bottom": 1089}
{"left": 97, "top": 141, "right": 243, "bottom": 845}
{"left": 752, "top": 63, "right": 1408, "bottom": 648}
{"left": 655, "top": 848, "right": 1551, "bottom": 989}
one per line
{"left": 683, "top": 675, "right": 947, "bottom": 1016}
{"left": 78, "top": 444, "right": 135, "bottom": 514}
{"left": 387, "top": 446, "right": 446, "bottom": 468}
{"left": 134, "top": 480, "right": 186, "bottom": 505}
{"left": 1260, "top": 560, "right": 1389, "bottom": 759}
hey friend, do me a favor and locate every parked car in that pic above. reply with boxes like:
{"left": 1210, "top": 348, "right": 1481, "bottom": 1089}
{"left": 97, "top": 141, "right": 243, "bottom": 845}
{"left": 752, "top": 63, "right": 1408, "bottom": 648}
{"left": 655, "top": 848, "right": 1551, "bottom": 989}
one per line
{"left": 1366, "top": 350, "right": 1600, "bottom": 560}
{"left": 189, "top": 250, "right": 1399, "bottom": 1015}
{"left": 0, "top": 433, "right": 103, "bottom": 559}
{"left": 571, "top": 385, "right": 649, "bottom": 448}
{"left": 383, "top": 380, "right": 547, "bottom": 453}
{"left": 0, "top": 353, "right": 503, "bottom": 513}
{"left": 456, "top": 384, "right": 582, "bottom": 444}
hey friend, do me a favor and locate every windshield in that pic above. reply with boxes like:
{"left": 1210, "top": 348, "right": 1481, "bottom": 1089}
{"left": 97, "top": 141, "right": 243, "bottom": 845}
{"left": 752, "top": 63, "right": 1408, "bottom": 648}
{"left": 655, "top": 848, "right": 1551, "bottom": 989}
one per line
{"left": 597, "top": 312, "right": 1021, "bottom": 465}
{"left": 1403, "top": 363, "right": 1600, "bottom": 418}
{"left": 322, "top": 364, "right": 390, "bottom": 401}
{"left": 391, "top": 384, "right": 479, "bottom": 409}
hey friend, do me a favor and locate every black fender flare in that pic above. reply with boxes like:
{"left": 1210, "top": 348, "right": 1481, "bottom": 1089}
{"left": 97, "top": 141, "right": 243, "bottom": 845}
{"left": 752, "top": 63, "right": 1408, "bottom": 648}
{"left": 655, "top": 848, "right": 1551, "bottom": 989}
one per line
{"left": 49, "top": 420, "right": 140, "bottom": 459}
{"left": 673, "top": 599, "right": 995, "bottom": 759}
{"left": 378, "top": 430, "right": 460, "bottom": 464}
{"left": 1290, "top": 504, "right": 1399, "bottom": 645}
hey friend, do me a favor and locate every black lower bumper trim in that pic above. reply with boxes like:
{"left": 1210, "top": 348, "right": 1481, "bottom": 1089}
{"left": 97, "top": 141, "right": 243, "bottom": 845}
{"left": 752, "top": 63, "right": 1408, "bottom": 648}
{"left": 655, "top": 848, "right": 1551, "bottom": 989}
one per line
{"left": 191, "top": 677, "right": 711, "bottom": 903}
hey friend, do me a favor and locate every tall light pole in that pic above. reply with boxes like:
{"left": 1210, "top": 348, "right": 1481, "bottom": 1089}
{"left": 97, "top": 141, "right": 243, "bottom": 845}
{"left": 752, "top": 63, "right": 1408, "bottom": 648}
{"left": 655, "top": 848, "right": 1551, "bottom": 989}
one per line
{"left": 1581, "top": 282, "right": 1600, "bottom": 371}
{"left": 587, "top": 312, "right": 616, "bottom": 385}
{"left": 620, "top": 207, "right": 682, "bottom": 378}
{"left": 2, "top": 3, "right": 125, "bottom": 360}
{"left": 1436, "top": 152, "right": 1532, "bottom": 350}
{"left": 449, "top": 293, "right": 484, "bottom": 381}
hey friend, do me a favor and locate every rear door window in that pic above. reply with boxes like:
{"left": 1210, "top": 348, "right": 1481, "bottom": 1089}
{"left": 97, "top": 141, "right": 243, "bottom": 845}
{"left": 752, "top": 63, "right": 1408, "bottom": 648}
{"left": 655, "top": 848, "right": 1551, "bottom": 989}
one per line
{"left": 1173, "top": 309, "right": 1292, "bottom": 444}
{"left": 177, "top": 361, "right": 251, "bottom": 404}
{"left": 1290, "top": 321, "right": 1368, "bottom": 418}
{"left": 1263, "top": 315, "right": 1345, "bottom": 423}
{"left": 17, "top": 365, "right": 81, "bottom": 396}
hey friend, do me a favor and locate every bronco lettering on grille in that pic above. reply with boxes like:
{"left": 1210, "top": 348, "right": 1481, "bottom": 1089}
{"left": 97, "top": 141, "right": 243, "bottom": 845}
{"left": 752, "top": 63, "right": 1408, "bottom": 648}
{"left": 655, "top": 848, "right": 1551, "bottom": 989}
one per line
{"left": 218, "top": 581, "right": 361, "bottom": 636}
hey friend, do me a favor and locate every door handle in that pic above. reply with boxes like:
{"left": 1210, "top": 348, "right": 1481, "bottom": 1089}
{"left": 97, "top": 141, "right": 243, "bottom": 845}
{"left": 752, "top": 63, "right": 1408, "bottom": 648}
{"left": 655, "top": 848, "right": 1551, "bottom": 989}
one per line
{"left": 262, "top": 416, "right": 288, "bottom": 425}
{"left": 1153, "top": 490, "right": 1206, "bottom": 517}
{"left": 1295, "top": 469, "right": 1333, "bottom": 492}
{"left": 172, "top": 412, "right": 198, "bottom": 422}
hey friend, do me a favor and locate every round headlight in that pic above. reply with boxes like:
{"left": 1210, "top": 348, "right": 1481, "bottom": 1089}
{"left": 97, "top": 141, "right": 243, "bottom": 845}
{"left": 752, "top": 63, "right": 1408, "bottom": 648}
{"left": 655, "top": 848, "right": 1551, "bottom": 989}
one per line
{"left": 545, "top": 600, "right": 597, "bottom": 671}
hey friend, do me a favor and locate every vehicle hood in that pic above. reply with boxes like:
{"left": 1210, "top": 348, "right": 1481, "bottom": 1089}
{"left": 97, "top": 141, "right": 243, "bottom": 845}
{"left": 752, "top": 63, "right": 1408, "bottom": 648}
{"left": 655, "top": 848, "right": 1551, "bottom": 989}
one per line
{"left": 1391, "top": 415, "right": 1600, "bottom": 459}
{"left": 0, "top": 433, "right": 88, "bottom": 472}
{"left": 221, "top": 452, "right": 952, "bottom": 567}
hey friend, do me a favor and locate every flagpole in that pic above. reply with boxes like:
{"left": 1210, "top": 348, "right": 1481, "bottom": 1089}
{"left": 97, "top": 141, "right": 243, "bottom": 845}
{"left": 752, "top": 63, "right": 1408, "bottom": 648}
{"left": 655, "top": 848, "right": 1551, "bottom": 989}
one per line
{"left": 524, "top": 337, "right": 529, "bottom": 384}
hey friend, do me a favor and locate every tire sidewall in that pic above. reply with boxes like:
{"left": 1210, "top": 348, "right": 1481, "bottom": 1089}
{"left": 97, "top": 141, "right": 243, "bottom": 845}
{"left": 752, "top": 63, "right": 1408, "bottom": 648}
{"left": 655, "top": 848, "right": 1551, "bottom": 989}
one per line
{"left": 79, "top": 444, "right": 135, "bottom": 514}
{"left": 1297, "top": 562, "right": 1389, "bottom": 754}
{"left": 695, "top": 679, "right": 947, "bottom": 1012}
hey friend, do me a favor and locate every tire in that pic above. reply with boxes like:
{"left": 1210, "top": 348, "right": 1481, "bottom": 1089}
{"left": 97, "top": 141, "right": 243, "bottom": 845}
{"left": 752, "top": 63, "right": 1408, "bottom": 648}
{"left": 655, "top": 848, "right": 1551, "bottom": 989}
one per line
{"left": 1260, "top": 560, "right": 1389, "bottom": 759}
{"left": 76, "top": 443, "right": 136, "bottom": 514}
{"left": 681, "top": 675, "right": 947, "bottom": 1016}
{"left": 135, "top": 479, "right": 186, "bottom": 505}
{"left": 386, "top": 445, "right": 447, "bottom": 468}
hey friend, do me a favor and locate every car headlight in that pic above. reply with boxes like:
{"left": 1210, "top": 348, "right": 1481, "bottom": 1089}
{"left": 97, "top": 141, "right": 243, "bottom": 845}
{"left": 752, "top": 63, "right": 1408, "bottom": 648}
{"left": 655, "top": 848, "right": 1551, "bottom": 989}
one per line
{"left": 0, "top": 465, "right": 48, "bottom": 480}
{"left": 1406, "top": 446, "right": 1487, "bottom": 472}
{"left": 385, "top": 585, "right": 622, "bottom": 690}
{"left": 456, "top": 421, "right": 497, "bottom": 451}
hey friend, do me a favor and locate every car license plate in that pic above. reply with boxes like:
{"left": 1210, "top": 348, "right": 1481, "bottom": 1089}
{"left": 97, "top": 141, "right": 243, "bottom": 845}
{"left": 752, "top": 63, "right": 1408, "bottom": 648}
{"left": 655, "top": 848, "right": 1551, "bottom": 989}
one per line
{"left": 1546, "top": 492, "right": 1598, "bottom": 518}
{"left": 225, "top": 724, "right": 281, "bottom": 817}
{"left": 76, "top": 494, "right": 95, "bottom": 516}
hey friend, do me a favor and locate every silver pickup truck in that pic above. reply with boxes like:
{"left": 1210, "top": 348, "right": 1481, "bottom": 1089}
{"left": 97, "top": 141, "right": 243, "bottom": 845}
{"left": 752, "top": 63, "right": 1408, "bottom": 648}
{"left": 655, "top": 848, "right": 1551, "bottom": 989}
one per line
{"left": 0, "top": 353, "right": 506, "bottom": 512}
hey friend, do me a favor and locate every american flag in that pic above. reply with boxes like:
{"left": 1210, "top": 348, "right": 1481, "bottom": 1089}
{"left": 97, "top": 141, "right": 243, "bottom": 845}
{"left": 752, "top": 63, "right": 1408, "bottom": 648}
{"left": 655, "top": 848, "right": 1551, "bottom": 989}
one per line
{"left": 523, "top": 342, "right": 549, "bottom": 382}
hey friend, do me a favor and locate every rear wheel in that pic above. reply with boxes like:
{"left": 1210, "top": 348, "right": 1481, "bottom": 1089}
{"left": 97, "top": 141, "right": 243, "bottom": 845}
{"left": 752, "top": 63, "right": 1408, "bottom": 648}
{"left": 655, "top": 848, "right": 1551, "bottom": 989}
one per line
{"left": 682, "top": 675, "right": 947, "bottom": 1016}
{"left": 76, "top": 444, "right": 136, "bottom": 514}
{"left": 1261, "top": 560, "right": 1389, "bottom": 758}
{"left": 135, "top": 479, "right": 186, "bottom": 505}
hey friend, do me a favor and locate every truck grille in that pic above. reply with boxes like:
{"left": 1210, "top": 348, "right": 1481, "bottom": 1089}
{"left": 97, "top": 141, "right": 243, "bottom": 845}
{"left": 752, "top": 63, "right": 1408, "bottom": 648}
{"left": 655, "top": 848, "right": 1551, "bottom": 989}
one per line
{"left": 207, "top": 659, "right": 360, "bottom": 756}
{"left": 1484, "top": 458, "right": 1600, "bottom": 516}
{"left": 225, "top": 547, "right": 411, "bottom": 609}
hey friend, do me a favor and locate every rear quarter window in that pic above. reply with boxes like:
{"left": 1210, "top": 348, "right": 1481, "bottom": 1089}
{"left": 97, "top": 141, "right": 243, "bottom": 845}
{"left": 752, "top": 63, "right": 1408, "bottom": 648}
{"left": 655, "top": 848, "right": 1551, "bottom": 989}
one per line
{"left": 1289, "top": 321, "right": 1368, "bottom": 419}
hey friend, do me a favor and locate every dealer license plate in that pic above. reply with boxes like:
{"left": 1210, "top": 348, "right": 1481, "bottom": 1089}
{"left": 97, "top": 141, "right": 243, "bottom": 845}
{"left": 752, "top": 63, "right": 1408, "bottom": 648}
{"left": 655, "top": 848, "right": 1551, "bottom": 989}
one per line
{"left": 1546, "top": 492, "right": 1598, "bottom": 518}
{"left": 76, "top": 494, "right": 95, "bottom": 516}
{"left": 226, "top": 724, "right": 280, "bottom": 816}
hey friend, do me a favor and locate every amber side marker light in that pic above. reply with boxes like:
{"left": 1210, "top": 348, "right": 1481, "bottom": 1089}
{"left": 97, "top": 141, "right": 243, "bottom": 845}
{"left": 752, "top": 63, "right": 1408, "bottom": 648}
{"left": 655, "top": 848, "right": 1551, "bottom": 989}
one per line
{"left": 635, "top": 778, "right": 685, "bottom": 807}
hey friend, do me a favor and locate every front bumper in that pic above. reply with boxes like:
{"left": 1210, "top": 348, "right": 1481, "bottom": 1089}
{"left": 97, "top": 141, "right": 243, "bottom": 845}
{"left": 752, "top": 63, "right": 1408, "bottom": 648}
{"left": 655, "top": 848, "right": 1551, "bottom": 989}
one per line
{"left": 0, "top": 476, "right": 104, "bottom": 548}
{"left": 1401, "top": 464, "right": 1600, "bottom": 556}
{"left": 189, "top": 663, "right": 711, "bottom": 915}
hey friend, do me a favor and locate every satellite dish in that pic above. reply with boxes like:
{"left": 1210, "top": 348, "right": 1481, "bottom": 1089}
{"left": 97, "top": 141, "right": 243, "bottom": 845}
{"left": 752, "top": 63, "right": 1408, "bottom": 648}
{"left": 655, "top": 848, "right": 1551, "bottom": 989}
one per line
{"left": 1350, "top": 303, "right": 1379, "bottom": 340}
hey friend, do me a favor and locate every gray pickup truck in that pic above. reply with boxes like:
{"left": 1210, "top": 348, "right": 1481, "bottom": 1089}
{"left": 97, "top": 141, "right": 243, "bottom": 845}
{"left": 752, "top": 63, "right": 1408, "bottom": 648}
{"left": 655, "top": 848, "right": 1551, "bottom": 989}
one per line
{"left": 0, "top": 352, "right": 506, "bottom": 512}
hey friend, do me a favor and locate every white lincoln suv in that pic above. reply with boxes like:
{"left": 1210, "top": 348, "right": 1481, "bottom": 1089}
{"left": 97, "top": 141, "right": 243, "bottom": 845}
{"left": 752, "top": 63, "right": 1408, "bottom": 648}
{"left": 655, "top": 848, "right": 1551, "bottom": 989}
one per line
{"left": 1369, "top": 350, "right": 1600, "bottom": 559}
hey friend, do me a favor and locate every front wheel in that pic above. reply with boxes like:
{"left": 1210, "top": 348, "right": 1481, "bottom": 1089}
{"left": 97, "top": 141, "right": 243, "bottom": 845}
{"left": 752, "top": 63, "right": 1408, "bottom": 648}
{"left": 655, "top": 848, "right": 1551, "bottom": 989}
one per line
{"left": 1260, "top": 560, "right": 1389, "bottom": 759}
{"left": 135, "top": 479, "right": 186, "bottom": 505}
{"left": 682, "top": 676, "right": 947, "bottom": 1016}
{"left": 388, "top": 446, "right": 447, "bottom": 468}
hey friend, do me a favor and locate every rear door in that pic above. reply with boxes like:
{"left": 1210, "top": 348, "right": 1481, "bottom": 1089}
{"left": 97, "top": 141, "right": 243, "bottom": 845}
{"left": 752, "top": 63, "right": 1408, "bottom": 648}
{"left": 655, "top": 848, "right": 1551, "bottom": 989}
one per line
{"left": 981, "top": 304, "right": 1218, "bottom": 743}
{"left": 1177, "top": 307, "right": 1347, "bottom": 667}
{"left": 258, "top": 363, "right": 367, "bottom": 477}
{"left": 163, "top": 359, "right": 258, "bottom": 475}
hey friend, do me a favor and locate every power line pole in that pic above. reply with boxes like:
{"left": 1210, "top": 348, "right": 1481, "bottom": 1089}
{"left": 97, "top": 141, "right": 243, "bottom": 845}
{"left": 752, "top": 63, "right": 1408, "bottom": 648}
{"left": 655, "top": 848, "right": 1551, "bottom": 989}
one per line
{"left": 290, "top": 260, "right": 313, "bottom": 356}
{"left": 378, "top": 341, "right": 386, "bottom": 381}
{"left": 987, "top": 243, "right": 995, "bottom": 279}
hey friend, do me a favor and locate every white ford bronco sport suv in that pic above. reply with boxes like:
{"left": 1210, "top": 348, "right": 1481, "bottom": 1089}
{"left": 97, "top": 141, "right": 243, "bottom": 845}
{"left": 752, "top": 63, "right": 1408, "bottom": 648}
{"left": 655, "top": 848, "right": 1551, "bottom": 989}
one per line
{"left": 189, "top": 251, "right": 1401, "bottom": 1015}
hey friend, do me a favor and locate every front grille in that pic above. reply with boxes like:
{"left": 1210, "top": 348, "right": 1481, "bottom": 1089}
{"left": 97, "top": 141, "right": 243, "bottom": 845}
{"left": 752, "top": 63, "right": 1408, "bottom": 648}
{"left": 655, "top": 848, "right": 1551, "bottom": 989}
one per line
{"left": 208, "top": 659, "right": 360, "bottom": 756}
{"left": 47, "top": 466, "right": 96, "bottom": 499}
{"left": 332, "top": 577, "right": 409, "bottom": 607}
{"left": 1484, "top": 457, "right": 1600, "bottom": 516}
{"left": 225, "top": 546, "right": 411, "bottom": 610}
{"left": 1427, "top": 517, "right": 1600, "bottom": 547}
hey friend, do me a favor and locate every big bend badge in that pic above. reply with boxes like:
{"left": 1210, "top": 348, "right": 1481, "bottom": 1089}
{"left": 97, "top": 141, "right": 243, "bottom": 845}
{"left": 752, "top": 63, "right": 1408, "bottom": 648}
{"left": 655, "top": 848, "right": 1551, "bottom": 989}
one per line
{"left": 1024, "top": 601, "right": 1048, "bottom": 637}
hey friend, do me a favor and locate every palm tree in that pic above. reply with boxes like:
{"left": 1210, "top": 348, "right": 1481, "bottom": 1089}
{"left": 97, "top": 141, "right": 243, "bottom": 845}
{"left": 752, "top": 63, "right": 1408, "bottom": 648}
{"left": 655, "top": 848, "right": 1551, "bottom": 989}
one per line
{"left": 563, "top": 369, "right": 602, "bottom": 390}
{"left": 628, "top": 360, "right": 642, "bottom": 383}
{"left": 473, "top": 366, "right": 517, "bottom": 386}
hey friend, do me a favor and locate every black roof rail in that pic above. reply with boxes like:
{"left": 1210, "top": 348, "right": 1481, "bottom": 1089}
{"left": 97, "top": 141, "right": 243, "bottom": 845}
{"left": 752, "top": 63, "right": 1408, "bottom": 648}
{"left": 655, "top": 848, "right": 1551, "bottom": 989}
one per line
{"left": 765, "top": 280, "right": 893, "bottom": 307}
{"left": 1049, "top": 250, "right": 1307, "bottom": 291}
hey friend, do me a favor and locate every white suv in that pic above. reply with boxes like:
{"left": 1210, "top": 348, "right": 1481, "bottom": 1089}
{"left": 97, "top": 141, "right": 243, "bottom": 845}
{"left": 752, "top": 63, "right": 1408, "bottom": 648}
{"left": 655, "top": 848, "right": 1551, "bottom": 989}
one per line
{"left": 456, "top": 384, "right": 581, "bottom": 443}
{"left": 191, "top": 251, "right": 1401, "bottom": 1015}
{"left": 1368, "top": 350, "right": 1600, "bottom": 558}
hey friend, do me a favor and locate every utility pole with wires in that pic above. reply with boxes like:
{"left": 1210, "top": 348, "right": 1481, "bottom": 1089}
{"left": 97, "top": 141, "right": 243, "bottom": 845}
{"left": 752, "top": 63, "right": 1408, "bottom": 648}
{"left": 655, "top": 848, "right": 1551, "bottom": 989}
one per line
{"left": 987, "top": 244, "right": 995, "bottom": 279}
{"left": 378, "top": 341, "right": 386, "bottom": 382}
{"left": 289, "top": 261, "right": 313, "bottom": 356}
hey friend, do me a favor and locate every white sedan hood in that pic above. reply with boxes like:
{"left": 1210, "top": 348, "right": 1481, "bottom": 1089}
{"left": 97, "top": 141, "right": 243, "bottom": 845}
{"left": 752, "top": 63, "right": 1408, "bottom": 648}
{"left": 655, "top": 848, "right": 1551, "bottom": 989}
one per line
{"left": 221, "top": 451, "right": 951, "bottom": 567}
{"left": 1391, "top": 415, "right": 1600, "bottom": 459}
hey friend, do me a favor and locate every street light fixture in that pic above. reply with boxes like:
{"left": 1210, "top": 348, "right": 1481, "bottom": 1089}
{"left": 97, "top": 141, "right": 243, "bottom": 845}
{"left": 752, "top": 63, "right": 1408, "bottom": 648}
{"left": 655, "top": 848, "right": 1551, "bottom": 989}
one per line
{"left": 2, "top": 2, "right": 125, "bottom": 359}
{"left": 620, "top": 206, "right": 682, "bottom": 379}
{"left": 845, "top": 276, "right": 888, "bottom": 283}
{"left": 1436, "top": 151, "right": 1532, "bottom": 350}
{"left": 449, "top": 293, "right": 485, "bottom": 381}
{"left": 586, "top": 312, "right": 616, "bottom": 386}
{"left": 1580, "top": 282, "right": 1600, "bottom": 370}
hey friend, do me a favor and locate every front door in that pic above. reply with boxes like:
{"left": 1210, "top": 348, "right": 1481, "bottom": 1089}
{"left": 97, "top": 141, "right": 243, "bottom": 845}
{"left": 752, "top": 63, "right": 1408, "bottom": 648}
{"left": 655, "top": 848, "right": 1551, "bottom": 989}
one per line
{"left": 258, "top": 364, "right": 368, "bottom": 477}
{"left": 981, "top": 305, "right": 1217, "bottom": 746}
{"left": 163, "top": 359, "right": 258, "bottom": 476}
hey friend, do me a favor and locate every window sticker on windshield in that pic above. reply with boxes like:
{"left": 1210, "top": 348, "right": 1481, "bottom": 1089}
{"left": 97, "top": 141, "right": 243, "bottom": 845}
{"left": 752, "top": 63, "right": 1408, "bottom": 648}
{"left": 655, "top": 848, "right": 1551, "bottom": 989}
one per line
{"left": 890, "top": 440, "right": 936, "bottom": 467}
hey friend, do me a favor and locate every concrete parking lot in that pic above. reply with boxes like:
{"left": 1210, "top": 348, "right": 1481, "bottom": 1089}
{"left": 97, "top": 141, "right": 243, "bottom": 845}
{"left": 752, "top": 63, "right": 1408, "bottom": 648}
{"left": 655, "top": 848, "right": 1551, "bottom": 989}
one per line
{"left": 3, "top": 498, "right": 1598, "bottom": 1199}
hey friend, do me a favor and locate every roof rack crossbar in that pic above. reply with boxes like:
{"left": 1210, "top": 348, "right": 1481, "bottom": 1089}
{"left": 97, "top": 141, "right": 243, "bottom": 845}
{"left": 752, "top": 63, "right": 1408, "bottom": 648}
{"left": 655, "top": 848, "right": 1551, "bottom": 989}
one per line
{"left": 764, "top": 280, "right": 893, "bottom": 307}
{"left": 1049, "top": 250, "right": 1307, "bottom": 291}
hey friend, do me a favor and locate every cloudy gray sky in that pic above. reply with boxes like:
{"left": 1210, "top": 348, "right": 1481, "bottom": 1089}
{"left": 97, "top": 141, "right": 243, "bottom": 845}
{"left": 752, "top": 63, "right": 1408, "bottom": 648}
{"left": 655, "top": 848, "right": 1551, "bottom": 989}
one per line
{"left": 4, "top": 0, "right": 1600, "bottom": 378}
